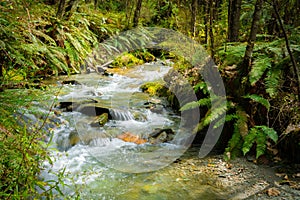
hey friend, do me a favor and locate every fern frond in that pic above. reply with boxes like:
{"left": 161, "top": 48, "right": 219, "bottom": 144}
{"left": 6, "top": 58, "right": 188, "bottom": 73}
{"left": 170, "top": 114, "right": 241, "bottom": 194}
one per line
{"left": 242, "top": 126, "right": 278, "bottom": 158}
{"left": 242, "top": 128, "right": 257, "bottom": 155}
{"left": 65, "top": 32, "right": 84, "bottom": 54}
{"left": 31, "top": 29, "right": 56, "bottom": 46}
{"left": 193, "top": 81, "right": 208, "bottom": 94}
{"left": 180, "top": 101, "right": 200, "bottom": 111}
{"left": 265, "top": 67, "right": 282, "bottom": 98}
{"left": 213, "top": 113, "right": 237, "bottom": 129}
{"left": 243, "top": 94, "right": 270, "bottom": 111}
{"left": 224, "top": 125, "right": 243, "bottom": 160}
{"left": 193, "top": 97, "right": 227, "bottom": 131}
{"left": 257, "top": 125, "right": 278, "bottom": 143}
{"left": 256, "top": 132, "right": 267, "bottom": 158}
{"left": 249, "top": 57, "right": 272, "bottom": 85}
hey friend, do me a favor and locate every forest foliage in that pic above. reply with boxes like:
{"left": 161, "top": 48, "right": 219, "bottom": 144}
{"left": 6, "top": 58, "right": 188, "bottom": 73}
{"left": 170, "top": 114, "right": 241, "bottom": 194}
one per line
{"left": 0, "top": 0, "right": 300, "bottom": 198}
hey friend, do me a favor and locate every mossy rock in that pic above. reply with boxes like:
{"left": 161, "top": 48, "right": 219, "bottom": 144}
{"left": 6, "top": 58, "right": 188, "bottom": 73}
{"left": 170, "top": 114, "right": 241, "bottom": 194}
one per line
{"left": 111, "top": 53, "right": 144, "bottom": 68}
{"left": 90, "top": 113, "right": 109, "bottom": 127}
{"left": 69, "top": 131, "right": 80, "bottom": 146}
{"left": 133, "top": 50, "right": 156, "bottom": 62}
{"left": 140, "top": 82, "right": 168, "bottom": 96}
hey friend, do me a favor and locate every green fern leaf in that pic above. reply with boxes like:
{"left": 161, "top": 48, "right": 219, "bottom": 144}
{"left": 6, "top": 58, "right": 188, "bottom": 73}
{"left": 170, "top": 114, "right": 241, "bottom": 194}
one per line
{"left": 224, "top": 124, "right": 243, "bottom": 160}
{"left": 259, "top": 126, "right": 278, "bottom": 142}
{"left": 265, "top": 68, "right": 282, "bottom": 98}
{"left": 180, "top": 101, "right": 200, "bottom": 111}
{"left": 249, "top": 57, "right": 272, "bottom": 85}
{"left": 194, "top": 82, "right": 208, "bottom": 94}
{"left": 243, "top": 94, "right": 270, "bottom": 111}
{"left": 242, "top": 128, "right": 257, "bottom": 155}
{"left": 255, "top": 132, "right": 267, "bottom": 158}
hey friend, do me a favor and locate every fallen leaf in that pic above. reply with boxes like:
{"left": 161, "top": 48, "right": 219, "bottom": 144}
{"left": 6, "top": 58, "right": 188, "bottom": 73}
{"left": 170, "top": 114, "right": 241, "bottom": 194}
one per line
{"left": 275, "top": 173, "right": 286, "bottom": 177}
{"left": 266, "top": 187, "right": 280, "bottom": 196}
{"left": 117, "top": 132, "right": 147, "bottom": 144}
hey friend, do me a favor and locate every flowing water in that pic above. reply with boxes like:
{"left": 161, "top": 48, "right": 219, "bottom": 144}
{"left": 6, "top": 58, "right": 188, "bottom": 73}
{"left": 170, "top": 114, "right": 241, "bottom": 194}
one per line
{"left": 36, "top": 62, "right": 227, "bottom": 199}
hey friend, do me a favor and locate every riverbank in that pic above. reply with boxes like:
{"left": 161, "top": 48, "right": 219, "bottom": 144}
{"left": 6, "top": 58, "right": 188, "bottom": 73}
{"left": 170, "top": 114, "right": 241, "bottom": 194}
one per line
{"left": 176, "top": 146, "right": 300, "bottom": 200}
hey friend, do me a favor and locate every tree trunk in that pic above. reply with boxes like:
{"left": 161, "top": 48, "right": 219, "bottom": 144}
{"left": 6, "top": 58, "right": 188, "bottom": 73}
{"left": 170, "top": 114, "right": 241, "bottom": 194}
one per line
{"left": 209, "top": 0, "right": 215, "bottom": 58}
{"left": 56, "top": 0, "right": 66, "bottom": 19}
{"left": 228, "top": 0, "right": 242, "bottom": 42}
{"left": 0, "top": 65, "right": 2, "bottom": 80}
{"left": 273, "top": 0, "right": 300, "bottom": 101}
{"left": 64, "top": 0, "right": 80, "bottom": 20}
{"left": 56, "top": 0, "right": 79, "bottom": 20}
{"left": 190, "top": 0, "right": 198, "bottom": 37}
{"left": 133, "top": 0, "right": 143, "bottom": 27}
{"left": 242, "top": 0, "right": 264, "bottom": 76}
{"left": 204, "top": 0, "right": 209, "bottom": 44}
{"left": 94, "top": 0, "right": 99, "bottom": 9}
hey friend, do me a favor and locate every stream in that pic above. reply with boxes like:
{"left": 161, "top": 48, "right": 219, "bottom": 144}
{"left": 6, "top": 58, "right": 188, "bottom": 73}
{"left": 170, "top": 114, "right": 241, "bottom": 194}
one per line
{"left": 33, "top": 61, "right": 228, "bottom": 199}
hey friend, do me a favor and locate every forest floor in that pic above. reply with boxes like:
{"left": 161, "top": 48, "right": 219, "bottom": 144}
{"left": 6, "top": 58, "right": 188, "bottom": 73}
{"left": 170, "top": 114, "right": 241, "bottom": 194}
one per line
{"left": 177, "top": 146, "right": 300, "bottom": 199}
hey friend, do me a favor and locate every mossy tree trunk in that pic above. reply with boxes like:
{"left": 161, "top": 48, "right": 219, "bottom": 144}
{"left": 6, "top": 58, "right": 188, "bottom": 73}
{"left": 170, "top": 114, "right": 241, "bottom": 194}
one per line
{"left": 208, "top": 0, "right": 215, "bottom": 58}
{"left": 56, "top": 0, "right": 80, "bottom": 20}
{"left": 133, "top": 0, "right": 143, "bottom": 27}
{"left": 241, "top": 0, "right": 263, "bottom": 76}
{"left": 228, "top": 0, "right": 242, "bottom": 42}
{"left": 190, "top": 0, "right": 198, "bottom": 37}
{"left": 273, "top": 0, "right": 300, "bottom": 101}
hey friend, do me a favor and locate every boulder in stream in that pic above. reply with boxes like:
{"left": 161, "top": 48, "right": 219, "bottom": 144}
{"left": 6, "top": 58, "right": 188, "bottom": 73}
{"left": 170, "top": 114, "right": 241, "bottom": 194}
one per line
{"left": 148, "top": 128, "right": 175, "bottom": 144}
{"left": 76, "top": 103, "right": 110, "bottom": 116}
{"left": 90, "top": 113, "right": 109, "bottom": 127}
{"left": 62, "top": 80, "right": 81, "bottom": 85}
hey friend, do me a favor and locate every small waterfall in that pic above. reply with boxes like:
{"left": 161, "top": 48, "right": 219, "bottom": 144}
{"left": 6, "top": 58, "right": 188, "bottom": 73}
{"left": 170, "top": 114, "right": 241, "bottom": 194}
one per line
{"left": 109, "top": 109, "right": 134, "bottom": 121}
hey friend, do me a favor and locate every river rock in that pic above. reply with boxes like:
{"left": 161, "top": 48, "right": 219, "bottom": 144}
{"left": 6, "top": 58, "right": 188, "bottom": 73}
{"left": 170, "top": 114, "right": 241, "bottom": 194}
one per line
{"left": 68, "top": 128, "right": 110, "bottom": 147}
{"left": 90, "top": 113, "right": 109, "bottom": 127}
{"left": 76, "top": 103, "right": 110, "bottom": 116}
{"left": 62, "top": 80, "right": 81, "bottom": 85}
{"left": 150, "top": 104, "right": 164, "bottom": 114}
{"left": 148, "top": 128, "right": 175, "bottom": 144}
{"left": 69, "top": 130, "right": 80, "bottom": 147}
{"left": 57, "top": 98, "right": 98, "bottom": 112}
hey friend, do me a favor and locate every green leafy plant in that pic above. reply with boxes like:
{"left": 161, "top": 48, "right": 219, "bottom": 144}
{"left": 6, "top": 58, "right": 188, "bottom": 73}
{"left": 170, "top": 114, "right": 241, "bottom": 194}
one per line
{"left": 243, "top": 94, "right": 270, "bottom": 111}
{"left": 0, "top": 88, "right": 71, "bottom": 199}
{"left": 224, "top": 108, "right": 248, "bottom": 160}
{"left": 242, "top": 126, "right": 278, "bottom": 158}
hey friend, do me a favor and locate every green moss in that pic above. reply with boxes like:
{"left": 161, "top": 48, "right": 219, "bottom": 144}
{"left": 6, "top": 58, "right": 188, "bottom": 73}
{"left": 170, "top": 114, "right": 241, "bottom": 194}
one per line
{"left": 140, "top": 82, "right": 168, "bottom": 96}
{"left": 111, "top": 53, "right": 144, "bottom": 68}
